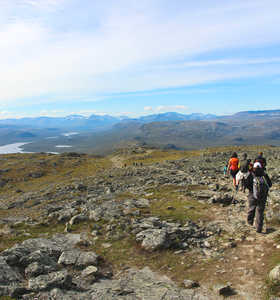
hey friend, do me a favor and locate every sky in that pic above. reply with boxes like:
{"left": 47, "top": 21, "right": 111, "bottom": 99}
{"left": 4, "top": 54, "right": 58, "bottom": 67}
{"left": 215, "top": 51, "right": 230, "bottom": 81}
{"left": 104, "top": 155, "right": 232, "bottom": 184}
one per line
{"left": 0, "top": 0, "right": 280, "bottom": 119}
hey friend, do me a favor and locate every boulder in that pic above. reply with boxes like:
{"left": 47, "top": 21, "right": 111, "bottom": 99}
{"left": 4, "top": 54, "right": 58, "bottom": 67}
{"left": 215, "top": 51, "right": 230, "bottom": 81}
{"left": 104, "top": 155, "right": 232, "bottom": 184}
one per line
{"left": 269, "top": 265, "right": 280, "bottom": 282}
{"left": 28, "top": 270, "right": 72, "bottom": 292}
{"left": 58, "top": 249, "right": 98, "bottom": 268}
{"left": 136, "top": 229, "right": 169, "bottom": 251}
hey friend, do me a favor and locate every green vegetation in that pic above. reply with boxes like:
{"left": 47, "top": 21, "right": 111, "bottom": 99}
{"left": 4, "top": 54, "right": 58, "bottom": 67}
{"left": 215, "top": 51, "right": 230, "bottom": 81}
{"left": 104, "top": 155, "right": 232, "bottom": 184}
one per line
{"left": 0, "top": 222, "right": 65, "bottom": 252}
{"left": 265, "top": 279, "right": 280, "bottom": 299}
{"left": 0, "top": 152, "right": 111, "bottom": 196}
{"left": 123, "top": 149, "right": 201, "bottom": 165}
{"left": 143, "top": 185, "right": 211, "bottom": 223}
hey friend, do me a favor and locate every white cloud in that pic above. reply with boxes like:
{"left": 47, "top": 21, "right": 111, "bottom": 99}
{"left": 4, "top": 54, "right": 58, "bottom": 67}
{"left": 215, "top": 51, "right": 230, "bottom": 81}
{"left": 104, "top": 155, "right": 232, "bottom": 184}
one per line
{"left": 0, "top": 0, "right": 280, "bottom": 105}
{"left": 144, "top": 105, "right": 188, "bottom": 113}
{"left": 144, "top": 106, "right": 153, "bottom": 111}
{"left": 22, "top": 0, "right": 64, "bottom": 7}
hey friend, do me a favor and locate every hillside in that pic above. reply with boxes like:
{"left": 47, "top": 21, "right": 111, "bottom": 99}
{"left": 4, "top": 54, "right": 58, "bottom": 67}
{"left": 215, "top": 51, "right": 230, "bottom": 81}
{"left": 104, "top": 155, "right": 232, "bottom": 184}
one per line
{"left": 0, "top": 145, "right": 280, "bottom": 299}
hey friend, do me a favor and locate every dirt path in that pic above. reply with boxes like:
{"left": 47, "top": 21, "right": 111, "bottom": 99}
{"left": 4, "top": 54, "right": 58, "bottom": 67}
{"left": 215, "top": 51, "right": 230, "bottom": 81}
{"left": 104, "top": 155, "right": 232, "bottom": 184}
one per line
{"left": 121, "top": 157, "right": 279, "bottom": 298}
{"left": 186, "top": 181, "right": 279, "bottom": 299}
{"left": 110, "top": 149, "right": 155, "bottom": 168}
{"left": 110, "top": 155, "right": 125, "bottom": 168}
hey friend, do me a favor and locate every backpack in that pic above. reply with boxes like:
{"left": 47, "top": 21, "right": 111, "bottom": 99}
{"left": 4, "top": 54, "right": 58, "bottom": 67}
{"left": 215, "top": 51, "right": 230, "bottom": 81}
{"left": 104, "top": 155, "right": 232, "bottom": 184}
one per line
{"left": 239, "top": 159, "right": 250, "bottom": 173}
{"left": 253, "top": 175, "right": 269, "bottom": 200}
{"left": 236, "top": 171, "right": 250, "bottom": 192}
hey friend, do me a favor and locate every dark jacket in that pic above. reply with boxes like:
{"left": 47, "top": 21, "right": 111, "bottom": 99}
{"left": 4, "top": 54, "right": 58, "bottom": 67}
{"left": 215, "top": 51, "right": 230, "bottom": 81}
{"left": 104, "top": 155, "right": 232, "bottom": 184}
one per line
{"left": 246, "top": 169, "right": 272, "bottom": 194}
{"left": 254, "top": 155, "right": 267, "bottom": 169}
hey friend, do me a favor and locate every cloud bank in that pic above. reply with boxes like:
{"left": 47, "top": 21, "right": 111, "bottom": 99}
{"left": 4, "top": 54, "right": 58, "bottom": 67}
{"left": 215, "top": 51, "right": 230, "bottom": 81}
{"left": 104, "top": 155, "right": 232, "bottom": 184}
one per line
{"left": 1, "top": 0, "right": 280, "bottom": 105}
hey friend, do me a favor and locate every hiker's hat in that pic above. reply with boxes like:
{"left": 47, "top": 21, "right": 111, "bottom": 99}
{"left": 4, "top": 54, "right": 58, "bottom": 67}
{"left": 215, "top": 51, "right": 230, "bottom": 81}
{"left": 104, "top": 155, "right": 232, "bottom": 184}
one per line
{"left": 253, "top": 162, "right": 262, "bottom": 169}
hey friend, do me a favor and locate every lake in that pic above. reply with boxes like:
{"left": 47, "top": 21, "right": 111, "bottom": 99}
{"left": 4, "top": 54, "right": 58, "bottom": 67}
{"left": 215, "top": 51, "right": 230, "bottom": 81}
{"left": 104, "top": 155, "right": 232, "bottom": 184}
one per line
{"left": 0, "top": 142, "right": 32, "bottom": 154}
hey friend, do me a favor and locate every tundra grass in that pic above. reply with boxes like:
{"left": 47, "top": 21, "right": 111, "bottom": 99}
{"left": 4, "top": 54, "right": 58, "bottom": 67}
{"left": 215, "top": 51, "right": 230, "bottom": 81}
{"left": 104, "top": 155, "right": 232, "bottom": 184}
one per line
{"left": 122, "top": 145, "right": 277, "bottom": 166}
{"left": 143, "top": 185, "right": 212, "bottom": 223}
{"left": 0, "top": 222, "right": 65, "bottom": 252}
{"left": 123, "top": 149, "right": 201, "bottom": 165}
{"left": 90, "top": 234, "right": 202, "bottom": 285}
{"left": 0, "top": 153, "right": 112, "bottom": 196}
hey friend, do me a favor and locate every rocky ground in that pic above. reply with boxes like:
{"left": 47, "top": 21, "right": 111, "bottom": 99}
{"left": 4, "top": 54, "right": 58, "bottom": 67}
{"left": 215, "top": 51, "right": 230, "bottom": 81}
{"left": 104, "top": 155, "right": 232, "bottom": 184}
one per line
{"left": 0, "top": 146, "right": 280, "bottom": 299}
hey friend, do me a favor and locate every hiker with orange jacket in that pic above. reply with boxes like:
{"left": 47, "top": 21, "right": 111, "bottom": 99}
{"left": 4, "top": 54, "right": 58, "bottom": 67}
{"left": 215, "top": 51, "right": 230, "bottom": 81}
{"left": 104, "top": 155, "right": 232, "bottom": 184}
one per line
{"left": 227, "top": 152, "right": 239, "bottom": 190}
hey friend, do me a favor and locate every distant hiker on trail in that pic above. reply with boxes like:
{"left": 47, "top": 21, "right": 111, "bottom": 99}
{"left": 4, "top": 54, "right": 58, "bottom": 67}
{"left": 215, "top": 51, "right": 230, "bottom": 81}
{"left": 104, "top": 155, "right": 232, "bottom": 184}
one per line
{"left": 246, "top": 162, "right": 272, "bottom": 233}
{"left": 254, "top": 152, "right": 267, "bottom": 170}
{"left": 236, "top": 153, "right": 252, "bottom": 192}
{"left": 227, "top": 152, "right": 239, "bottom": 190}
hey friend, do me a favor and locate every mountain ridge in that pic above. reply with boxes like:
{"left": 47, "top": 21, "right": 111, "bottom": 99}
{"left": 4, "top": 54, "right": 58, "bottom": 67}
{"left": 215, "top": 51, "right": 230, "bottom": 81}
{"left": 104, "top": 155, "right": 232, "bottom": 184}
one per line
{"left": 1, "top": 109, "right": 280, "bottom": 152}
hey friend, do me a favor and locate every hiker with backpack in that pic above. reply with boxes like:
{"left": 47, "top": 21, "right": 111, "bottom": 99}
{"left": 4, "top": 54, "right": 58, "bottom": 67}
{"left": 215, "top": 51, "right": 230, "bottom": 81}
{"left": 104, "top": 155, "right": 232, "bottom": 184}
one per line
{"left": 246, "top": 162, "right": 272, "bottom": 233}
{"left": 227, "top": 152, "right": 239, "bottom": 190}
{"left": 236, "top": 153, "right": 252, "bottom": 192}
{"left": 254, "top": 152, "right": 267, "bottom": 170}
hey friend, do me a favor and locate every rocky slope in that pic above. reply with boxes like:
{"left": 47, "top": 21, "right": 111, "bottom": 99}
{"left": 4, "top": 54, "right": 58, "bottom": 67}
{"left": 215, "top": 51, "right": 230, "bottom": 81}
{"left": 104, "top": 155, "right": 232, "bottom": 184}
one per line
{"left": 0, "top": 146, "right": 280, "bottom": 299}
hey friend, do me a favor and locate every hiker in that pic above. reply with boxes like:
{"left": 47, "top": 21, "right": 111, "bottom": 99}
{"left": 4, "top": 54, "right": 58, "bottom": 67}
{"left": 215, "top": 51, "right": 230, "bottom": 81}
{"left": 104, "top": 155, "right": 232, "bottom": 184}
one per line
{"left": 246, "top": 162, "right": 272, "bottom": 233}
{"left": 227, "top": 152, "right": 239, "bottom": 190}
{"left": 254, "top": 152, "right": 267, "bottom": 170}
{"left": 236, "top": 153, "right": 252, "bottom": 192}
{"left": 223, "top": 165, "right": 227, "bottom": 176}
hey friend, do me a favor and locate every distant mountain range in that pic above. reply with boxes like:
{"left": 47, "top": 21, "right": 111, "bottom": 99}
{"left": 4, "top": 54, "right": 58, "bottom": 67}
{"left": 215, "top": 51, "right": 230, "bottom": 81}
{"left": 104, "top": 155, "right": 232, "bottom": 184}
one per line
{"left": 0, "top": 111, "right": 218, "bottom": 130}
{"left": 1, "top": 109, "right": 280, "bottom": 153}
{"left": 0, "top": 114, "right": 123, "bottom": 130}
{"left": 232, "top": 109, "right": 280, "bottom": 119}
{"left": 0, "top": 112, "right": 218, "bottom": 145}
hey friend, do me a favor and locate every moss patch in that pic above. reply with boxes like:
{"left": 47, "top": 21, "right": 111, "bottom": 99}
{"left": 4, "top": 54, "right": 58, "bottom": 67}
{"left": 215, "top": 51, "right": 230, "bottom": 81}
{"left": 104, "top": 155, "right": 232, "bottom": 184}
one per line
{"left": 143, "top": 185, "right": 211, "bottom": 223}
{"left": 0, "top": 153, "right": 111, "bottom": 196}
{"left": 0, "top": 222, "right": 65, "bottom": 252}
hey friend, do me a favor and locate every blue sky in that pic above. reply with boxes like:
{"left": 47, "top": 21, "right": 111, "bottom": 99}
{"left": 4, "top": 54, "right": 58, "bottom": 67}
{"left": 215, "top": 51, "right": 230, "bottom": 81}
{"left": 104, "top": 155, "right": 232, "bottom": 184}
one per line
{"left": 0, "top": 0, "right": 280, "bottom": 119}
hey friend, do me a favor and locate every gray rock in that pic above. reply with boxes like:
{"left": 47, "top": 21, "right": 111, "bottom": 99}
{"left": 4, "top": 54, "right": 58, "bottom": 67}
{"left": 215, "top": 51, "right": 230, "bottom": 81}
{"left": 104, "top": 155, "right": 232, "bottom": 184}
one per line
{"left": 29, "top": 171, "right": 44, "bottom": 178}
{"left": 19, "top": 249, "right": 56, "bottom": 267}
{"left": 2, "top": 234, "right": 83, "bottom": 266}
{"left": 28, "top": 270, "right": 71, "bottom": 292}
{"left": 0, "top": 257, "right": 25, "bottom": 297}
{"left": 269, "top": 264, "right": 280, "bottom": 282}
{"left": 88, "top": 267, "right": 211, "bottom": 300}
{"left": 183, "top": 279, "right": 200, "bottom": 289}
{"left": 136, "top": 229, "right": 168, "bottom": 251}
{"left": 0, "top": 257, "right": 23, "bottom": 285}
{"left": 58, "top": 249, "right": 98, "bottom": 268}
{"left": 134, "top": 218, "right": 216, "bottom": 251}
{"left": 81, "top": 266, "right": 98, "bottom": 277}
{"left": 69, "top": 214, "right": 89, "bottom": 226}
{"left": 25, "top": 261, "right": 58, "bottom": 278}
{"left": 0, "top": 224, "right": 14, "bottom": 235}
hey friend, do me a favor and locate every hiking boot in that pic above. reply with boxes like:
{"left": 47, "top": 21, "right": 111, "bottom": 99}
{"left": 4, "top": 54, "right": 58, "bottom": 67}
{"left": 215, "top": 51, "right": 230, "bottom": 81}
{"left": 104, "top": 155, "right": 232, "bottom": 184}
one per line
{"left": 235, "top": 185, "right": 238, "bottom": 191}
